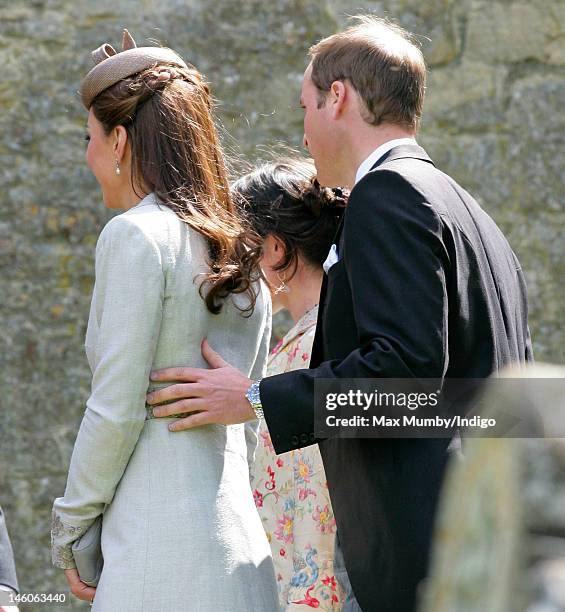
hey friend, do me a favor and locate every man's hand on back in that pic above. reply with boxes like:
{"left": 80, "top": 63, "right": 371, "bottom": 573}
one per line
{"left": 146, "top": 339, "right": 255, "bottom": 431}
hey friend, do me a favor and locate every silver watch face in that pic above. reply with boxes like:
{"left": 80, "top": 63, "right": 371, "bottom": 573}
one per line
{"left": 246, "top": 382, "right": 261, "bottom": 407}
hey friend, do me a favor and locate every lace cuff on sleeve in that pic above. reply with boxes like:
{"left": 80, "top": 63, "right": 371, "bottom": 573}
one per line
{"left": 50, "top": 510, "right": 90, "bottom": 570}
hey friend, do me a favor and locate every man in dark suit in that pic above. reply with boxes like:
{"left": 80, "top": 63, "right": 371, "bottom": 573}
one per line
{"left": 0, "top": 506, "right": 19, "bottom": 612}
{"left": 147, "top": 15, "right": 533, "bottom": 611}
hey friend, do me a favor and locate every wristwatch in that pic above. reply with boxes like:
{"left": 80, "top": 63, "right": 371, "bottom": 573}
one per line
{"left": 245, "top": 380, "right": 264, "bottom": 420}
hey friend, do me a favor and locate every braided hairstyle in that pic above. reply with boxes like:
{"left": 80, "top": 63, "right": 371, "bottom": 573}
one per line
{"left": 90, "top": 63, "right": 259, "bottom": 315}
{"left": 231, "top": 157, "right": 348, "bottom": 283}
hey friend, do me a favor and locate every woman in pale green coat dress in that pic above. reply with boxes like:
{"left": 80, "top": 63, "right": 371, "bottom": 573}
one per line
{"left": 50, "top": 34, "right": 278, "bottom": 611}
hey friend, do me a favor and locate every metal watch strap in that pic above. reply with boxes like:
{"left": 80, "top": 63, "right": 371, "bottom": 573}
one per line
{"left": 246, "top": 380, "right": 264, "bottom": 420}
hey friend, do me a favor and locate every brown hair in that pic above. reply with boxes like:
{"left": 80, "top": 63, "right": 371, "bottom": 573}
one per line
{"left": 91, "top": 63, "right": 259, "bottom": 315}
{"left": 309, "top": 15, "right": 426, "bottom": 131}
{"left": 232, "top": 157, "right": 347, "bottom": 286}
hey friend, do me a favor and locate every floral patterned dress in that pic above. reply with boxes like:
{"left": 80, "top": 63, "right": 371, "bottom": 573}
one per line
{"left": 250, "top": 305, "right": 344, "bottom": 610}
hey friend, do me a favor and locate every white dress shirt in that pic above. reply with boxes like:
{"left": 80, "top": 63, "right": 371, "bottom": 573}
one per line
{"left": 355, "top": 137, "right": 417, "bottom": 184}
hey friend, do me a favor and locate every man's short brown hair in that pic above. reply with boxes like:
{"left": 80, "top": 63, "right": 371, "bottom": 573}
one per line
{"left": 309, "top": 15, "right": 426, "bottom": 131}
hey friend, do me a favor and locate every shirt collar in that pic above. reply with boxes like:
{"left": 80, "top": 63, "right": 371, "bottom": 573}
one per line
{"left": 355, "top": 137, "right": 418, "bottom": 185}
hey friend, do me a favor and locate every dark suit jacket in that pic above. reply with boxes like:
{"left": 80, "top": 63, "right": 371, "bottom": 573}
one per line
{"left": 0, "top": 506, "right": 19, "bottom": 594}
{"left": 261, "top": 145, "right": 533, "bottom": 611}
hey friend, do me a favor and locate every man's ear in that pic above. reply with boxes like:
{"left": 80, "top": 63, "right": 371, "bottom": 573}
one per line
{"left": 329, "top": 80, "right": 347, "bottom": 119}
{"left": 113, "top": 125, "right": 128, "bottom": 162}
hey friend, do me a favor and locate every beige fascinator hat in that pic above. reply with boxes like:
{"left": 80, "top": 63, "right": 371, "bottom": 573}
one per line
{"left": 79, "top": 29, "right": 188, "bottom": 109}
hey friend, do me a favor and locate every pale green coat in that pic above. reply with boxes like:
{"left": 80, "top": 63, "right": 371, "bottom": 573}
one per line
{"left": 51, "top": 194, "right": 278, "bottom": 611}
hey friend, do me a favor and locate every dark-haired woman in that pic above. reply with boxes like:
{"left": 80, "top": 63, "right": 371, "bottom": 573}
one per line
{"left": 50, "top": 32, "right": 278, "bottom": 610}
{"left": 232, "top": 159, "right": 347, "bottom": 611}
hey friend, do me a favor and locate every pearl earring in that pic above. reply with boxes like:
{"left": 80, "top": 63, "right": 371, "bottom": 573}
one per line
{"left": 115, "top": 159, "right": 121, "bottom": 175}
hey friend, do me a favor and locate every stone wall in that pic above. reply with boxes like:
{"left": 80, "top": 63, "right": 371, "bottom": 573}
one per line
{"left": 421, "top": 365, "right": 565, "bottom": 611}
{"left": 0, "top": 0, "right": 563, "bottom": 609}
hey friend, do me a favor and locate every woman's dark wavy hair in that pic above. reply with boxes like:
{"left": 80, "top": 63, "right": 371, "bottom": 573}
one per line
{"left": 231, "top": 157, "right": 347, "bottom": 285}
{"left": 90, "top": 63, "right": 259, "bottom": 315}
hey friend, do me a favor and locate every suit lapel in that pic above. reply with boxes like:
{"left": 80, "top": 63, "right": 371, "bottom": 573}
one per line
{"left": 310, "top": 275, "right": 327, "bottom": 368}
{"left": 309, "top": 144, "right": 435, "bottom": 368}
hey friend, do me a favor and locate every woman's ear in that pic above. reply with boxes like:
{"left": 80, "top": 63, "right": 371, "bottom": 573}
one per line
{"left": 113, "top": 125, "right": 128, "bottom": 162}
{"left": 263, "top": 234, "right": 286, "bottom": 268}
